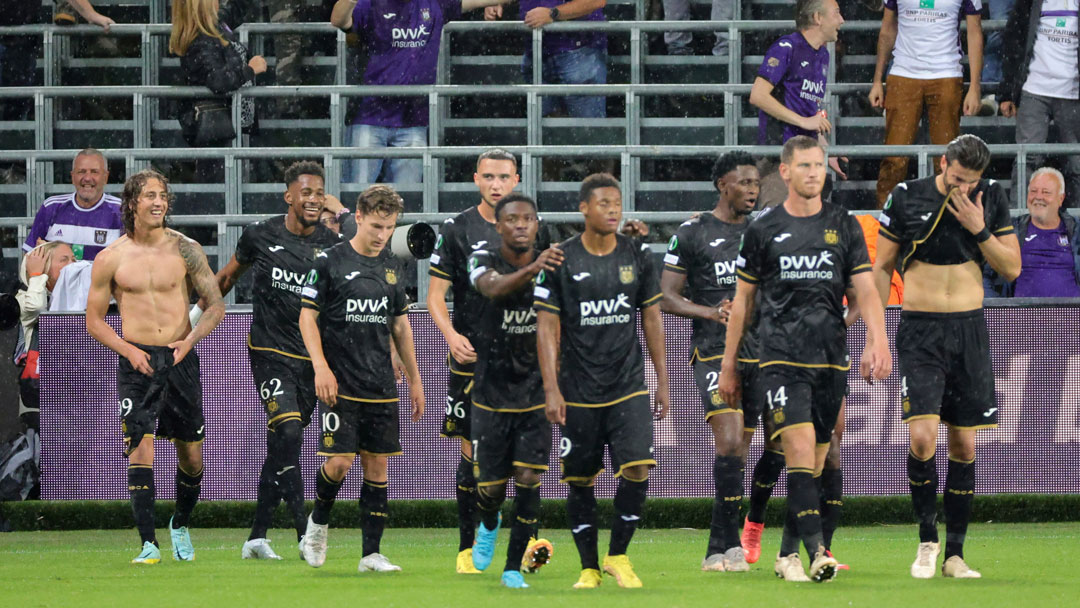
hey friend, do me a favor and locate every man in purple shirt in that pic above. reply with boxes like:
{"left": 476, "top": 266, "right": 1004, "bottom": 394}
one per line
{"left": 487, "top": 0, "right": 608, "bottom": 118}
{"left": 23, "top": 148, "right": 122, "bottom": 262}
{"left": 985, "top": 167, "right": 1080, "bottom": 297}
{"left": 331, "top": 0, "right": 511, "bottom": 185}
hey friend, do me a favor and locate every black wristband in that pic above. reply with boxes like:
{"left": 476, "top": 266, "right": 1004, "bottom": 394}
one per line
{"left": 549, "top": 7, "right": 559, "bottom": 20}
{"left": 975, "top": 227, "right": 992, "bottom": 243}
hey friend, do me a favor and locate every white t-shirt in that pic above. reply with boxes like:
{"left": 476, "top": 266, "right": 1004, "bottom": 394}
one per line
{"left": 1023, "top": 0, "right": 1080, "bottom": 99}
{"left": 885, "top": 0, "right": 983, "bottom": 80}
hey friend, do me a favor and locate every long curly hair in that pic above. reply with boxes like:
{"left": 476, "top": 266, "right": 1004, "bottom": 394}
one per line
{"left": 122, "top": 169, "right": 172, "bottom": 236}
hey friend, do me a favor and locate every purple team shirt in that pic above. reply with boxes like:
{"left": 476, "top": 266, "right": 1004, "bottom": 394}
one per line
{"left": 23, "top": 192, "right": 123, "bottom": 261}
{"left": 519, "top": 0, "right": 606, "bottom": 56}
{"left": 1015, "top": 223, "right": 1080, "bottom": 297}
{"left": 351, "top": 0, "right": 461, "bottom": 128}
{"left": 756, "top": 31, "right": 830, "bottom": 145}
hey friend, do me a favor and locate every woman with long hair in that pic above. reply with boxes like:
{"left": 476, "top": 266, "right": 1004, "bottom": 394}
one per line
{"left": 170, "top": 0, "right": 266, "bottom": 182}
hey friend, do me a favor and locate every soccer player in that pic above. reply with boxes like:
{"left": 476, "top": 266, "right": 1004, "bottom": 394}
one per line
{"left": 85, "top": 169, "right": 225, "bottom": 564}
{"left": 718, "top": 136, "right": 890, "bottom": 583}
{"left": 202, "top": 161, "right": 342, "bottom": 560}
{"left": 660, "top": 150, "right": 764, "bottom": 572}
{"left": 427, "top": 148, "right": 520, "bottom": 573}
{"left": 535, "top": 173, "right": 670, "bottom": 589}
{"left": 872, "top": 134, "right": 1020, "bottom": 579}
{"left": 467, "top": 193, "right": 563, "bottom": 589}
{"left": 298, "top": 185, "right": 424, "bottom": 572}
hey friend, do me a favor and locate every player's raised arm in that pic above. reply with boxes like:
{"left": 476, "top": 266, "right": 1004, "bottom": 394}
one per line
{"left": 472, "top": 245, "right": 563, "bottom": 300}
{"left": 86, "top": 246, "right": 153, "bottom": 375}
{"left": 391, "top": 314, "right": 425, "bottom": 422}
{"left": 641, "top": 303, "right": 669, "bottom": 420}
{"left": 172, "top": 236, "right": 224, "bottom": 363}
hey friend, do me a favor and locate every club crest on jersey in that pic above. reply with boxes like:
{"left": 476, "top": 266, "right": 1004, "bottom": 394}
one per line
{"left": 323, "top": 436, "right": 334, "bottom": 448}
{"left": 385, "top": 268, "right": 398, "bottom": 284}
{"left": 421, "top": 8, "right": 431, "bottom": 20}
{"left": 1060, "top": 235, "right": 1069, "bottom": 247}
{"left": 768, "top": 57, "right": 779, "bottom": 67}
{"left": 267, "top": 400, "right": 279, "bottom": 413}
{"left": 824, "top": 229, "right": 838, "bottom": 245}
{"left": 94, "top": 230, "right": 107, "bottom": 244}
{"left": 711, "top": 392, "right": 722, "bottom": 406}
{"left": 312, "top": 247, "right": 323, "bottom": 257}
{"left": 619, "top": 265, "right": 635, "bottom": 284}
{"left": 773, "top": 410, "right": 785, "bottom": 424}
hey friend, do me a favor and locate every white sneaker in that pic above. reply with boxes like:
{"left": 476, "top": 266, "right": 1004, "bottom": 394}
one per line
{"left": 301, "top": 516, "right": 329, "bottom": 568}
{"left": 722, "top": 546, "right": 751, "bottom": 572}
{"left": 242, "top": 538, "right": 283, "bottom": 560}
{"left": 942, "top": 555, "right": 982, "bottom": 578}
{"left": 358, "top": 552, "right": 402, "bottom": 572}
{"left": 910, "top": 541, "right": 940, "bottom": 579}
{"left": 809, "top": 549, "right": 838, "bottom": 582}
{"left": 774, "top": 553, "right": 811, "bottom": 582}
{"left": 701, "top": 553, "right": 726, "bottom": 572}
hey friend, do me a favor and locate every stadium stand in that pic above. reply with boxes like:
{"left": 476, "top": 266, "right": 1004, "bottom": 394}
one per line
{"left": 0, "top": 0, "right": 1076, "bottom": 303}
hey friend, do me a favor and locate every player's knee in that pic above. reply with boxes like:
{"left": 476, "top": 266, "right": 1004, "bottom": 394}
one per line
{"left": 620, "top": 465, "right": 649, "bottom": 483}
{"left": 359, "top": 453, "right": 388, "bottom": 482}
{"left": 947, "top": 440, "right": 975, "bottom": 463}
{"left": 175, "top": 442, "right": 203, "bottom": 475}
{"left": 271, "top": 420, "right": 303, "bottom": 459}
{"left": 456, "top": 457, "right": 476, "bottom": 488}
{"left": 323, "top": 456, "right": 352, "bottom": 480}
{"left": 711, "top": 415, "right": 743, "bottom": 457}
{"left": 477, "top": 483, "right": 506, "bottom": 505}
{"left": 513, "top": 467, "right": 542, "bottom": 487}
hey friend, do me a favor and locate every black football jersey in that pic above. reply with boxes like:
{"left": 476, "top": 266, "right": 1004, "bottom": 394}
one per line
{"left": 663, "top": 213, "right": 753, "bottom": 361}
{"left": 878, "top": 176, "right": 1014, "bottom": 273}
{"left": 736, "top": 203, "right": 870, "bottom": 369}
{"left": 300, "top": 243, "right": 409, "bottom": 402}
{"left": 466, "top": 247, "right": 544, "bottom": 412}
{"left": 532, "top": 234, "right": 662, "bottom": 405}
{"left": 234, "top": 215, "right": 342, "bottom": 358}
{"left": 428, "top": 206, "right": 501, "bottom": 339}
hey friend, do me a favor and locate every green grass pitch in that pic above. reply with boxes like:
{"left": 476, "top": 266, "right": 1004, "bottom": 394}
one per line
{"left": 1, "top": 523, "right": 1076, "bottom": 607}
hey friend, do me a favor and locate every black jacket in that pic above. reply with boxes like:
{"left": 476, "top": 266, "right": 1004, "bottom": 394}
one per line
{"left": 1000, "top": 0, "right": 1080, "bottom": 103}
{"left": 178, "top": 0, "right": 256, "bottom": 115}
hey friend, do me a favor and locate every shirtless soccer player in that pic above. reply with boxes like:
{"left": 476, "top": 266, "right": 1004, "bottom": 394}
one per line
{"left": 86, "top": 169, "right": 225, "bottom": 564}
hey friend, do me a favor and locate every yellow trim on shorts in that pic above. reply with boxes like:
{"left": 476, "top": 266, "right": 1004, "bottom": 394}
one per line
{"left": 533, "top": 300, "right": 560, "bottom": 312}
{"left": 317, "top": 451, "right": 358, "bottom": 458}
{"left": 428, "top": 266, "right": 451, "bottom": 278}
{"left": 165, "top": 437, "right": 205, "bottom": 446}
{"left": 358, "top": 449, "right": 404, "bottom": 457}
{"left": 764, "top": 448, "right": 785, "bottom": 455}
{"left": 903, "top": 414, "right": 940, "bottom": 424}
{"left": 478, "top": 477, "right": 511, "bottom": 487}
{"left": 472, "top": 400, "right": 546, "bottom": 413}
{"left": 816, "top": 442, "right": 832, "bottom": 448}
{"left": 268, "top": 412, "right": 301, "bottom": 427}
{"left": 743, "top": 426, "right": 756, "bottom": 433}
{"left": 565, "top": 390, "right": 649, "bottom": 408}
{"left": 248, "top": 335, "right": 310, "bottom": 360}
{"left": 944, "top": 422, "right": 998, "bottom": 431}
{"left": 512, "top": 461, "right": 550, "bottom": 471}
{"left": 614, "top": 459, "right": 657, "bottom": 478}
{"left": 447, "top": 354, "right": 474, "bottom": 376}
{"left": 770, "top": 421, "right": 813, "bottom": 442}
{"left": 337, "top": 394, "right": 399, "bottom": 404}
{"left": 692, "top": 347, "right": 722, "bottom": 363}
{"left": 705, "top": 408, "right": 742, "bottom": 421}
{"left": 465, "top": 380, "right": 474, "bottom": 395}
{"left": 759, "top": 360, "right": 851, "bottom": 371}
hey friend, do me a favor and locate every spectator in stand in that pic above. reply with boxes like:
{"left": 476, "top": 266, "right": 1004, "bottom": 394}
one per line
{"left": 869, "top": 0, "right": 984, "bottom": 208}
{"left": 171, "top": 0, "right": 268, "bottom": 183}
{"left": 52, "top": 0, "right": 115, "bottom": 30}
{"left": 14, "top": 242, "right": 78, "bottom": 430}
{"left": 985, "top": 168, "right": 1080, "bottom": 297}
{"left": 661, "top": 0, "right": 733, "bottom": 58}
{"left": 23, "top": 149, "right": 123, "bottom": 262}
{"left": 486, "top": 0, "right": 609, "bottom": 121}
{"left": 999, "top": 0, "right": 1080, "bottom": 208}
{"left": 976, "top": 0, "right": 1014, "bottom": 115}
{"left": 331, "top": 0, "right": 512, "bottom": 185}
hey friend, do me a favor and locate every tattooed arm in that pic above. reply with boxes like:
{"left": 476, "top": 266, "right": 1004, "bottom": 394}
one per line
{"left": 170, "top": 233, "right": 225, "bottom": 363}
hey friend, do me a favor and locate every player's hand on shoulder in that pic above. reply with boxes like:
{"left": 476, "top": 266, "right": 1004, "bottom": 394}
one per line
{"left": 314, "top": 364, "right": 338, "bottom": 406}
{"left": 126, "top": 345, "right": 154, "bottom": 376}
{"left": 532, "top": 245, "right": 564, "bottom": 274}
{"left": 621, "top": 219, "right": 649, "bottom": 238}
{"left": 448, "top": 332, "right": 477, "bottom": 365}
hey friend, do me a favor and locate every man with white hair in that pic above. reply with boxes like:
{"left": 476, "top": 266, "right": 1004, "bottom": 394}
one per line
{"left": 985, "top": 167, "right": 1080, "bottom": 297}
